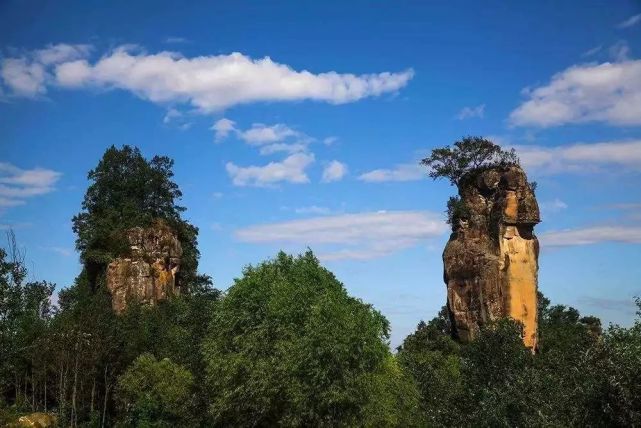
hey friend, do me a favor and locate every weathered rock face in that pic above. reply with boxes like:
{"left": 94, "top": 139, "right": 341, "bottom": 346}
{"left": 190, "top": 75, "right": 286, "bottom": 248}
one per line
{"left": 106, "top": 221, "right": 182, "bottom": 314}
{"left": 443, "top": 166, "right": 540, "bottom": 348}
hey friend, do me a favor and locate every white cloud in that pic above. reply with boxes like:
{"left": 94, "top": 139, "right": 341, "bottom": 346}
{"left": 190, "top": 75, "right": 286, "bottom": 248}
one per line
{"left": 513, "top": 139, "right": 641, "bottom": 174}
{"left": 294, "top": 205, "right": 331, "bottom": 215}
{"left": 235, "top": 210, "right": 448, "bottom": 260}
{"left": 1, "top": 58, "right": 47, "bottom": 97}
{"left": 540, "top": 225, "right": 641, "bottom": 247}
{"left": 162, "top": 108, "right": 192, "bottom": 129}
{"left": 323, "top": 136, "right": 338, "bottom": 146}
{"left": 540, "top": 198, "right": 568, "bottom": 213}
{"left": 618, "top": 13, "right": 641, "bottom": 29}
{"left": 46, "top": 45, "right": 413, "bottom": 111}
{"left": 509, "top": 60, "right": 641, "bottom": 126}
{"left": 163, "top": 108, "right": 181, "bottom": 124}
{"left": 43, "top": 246, "right": 73, "bottom": 257}
{"left": 238, "top": 123, "right": 299, "bottom": 145}
{"left": 213, "top": 120, "right": 314, "bottom": 155}
{"left": 457, "top": 103, "right": 485, "bottom": 120}
{"left": 165, "top": 37, "right": 189, "bottom": 44}
{"left": 609, "top": 40, "right": 630, "bottom": 62}
{"left": 225, "top": 153, "right": 314, "bottom": 187}
{"left": 0, "top": 163, "right": 61, "bottom": 208}
{"left": 258, "top": 143, "right": 308, "bottom": 155}
{"left": 34, "top": 44, "right": 92, "bottom": 65}
{"left": 582, "top": 45, "right": 603, "bottom": 58}
{"left": 1, "top": 44, "right": 91, "bottom": 97}
{"left": 322, "top": 160, "right": 348, "bottom": 183}
{"left": 211, "top": 118, "right": 236, "bottom": 142}
{"left": 358, "top": 163, "right": 424, "bottom": 182}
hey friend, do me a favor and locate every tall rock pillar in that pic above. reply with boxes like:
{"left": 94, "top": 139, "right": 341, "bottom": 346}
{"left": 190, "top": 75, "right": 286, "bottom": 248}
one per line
{"left": 106, "top": 220, "right": 183, "bottom": 314}
{"left": 443, "top": 166, "right": 540, "bottom": 348}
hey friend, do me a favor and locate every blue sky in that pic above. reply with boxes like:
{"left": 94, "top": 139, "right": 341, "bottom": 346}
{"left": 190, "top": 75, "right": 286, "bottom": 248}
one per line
{"left": 1, "top": 1, "right": 640, "bottom": 346}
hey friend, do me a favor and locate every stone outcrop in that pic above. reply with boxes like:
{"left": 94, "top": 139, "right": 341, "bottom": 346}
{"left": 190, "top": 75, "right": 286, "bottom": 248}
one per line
{"left": 106, "top": 221, "right": 182, "bottom": 314}
{"left": 443, "top": 166, "right": 540, "bottom": 348}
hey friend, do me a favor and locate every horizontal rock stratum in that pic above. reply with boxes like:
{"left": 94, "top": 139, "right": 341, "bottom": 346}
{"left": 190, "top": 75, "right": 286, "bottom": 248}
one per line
{"left": 444, "top": 165, "right": 540, "bottom": 348}
{"left": 106, "top": 220, "right": 182, "bottom": 314}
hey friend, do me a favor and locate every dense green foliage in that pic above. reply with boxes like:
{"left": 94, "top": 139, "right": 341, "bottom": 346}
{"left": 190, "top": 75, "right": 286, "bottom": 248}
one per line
{"left": 72, "top": 145, "right": 202, "bottom": 288}
{"left": 2, "top": 144, "right": 640, "bottom": 426}
{"left": 202, "top": 251, "right": 422, "bottom": 427}
{"left": 115, "top": 354, "right": 194, "bottom": 427}
{"left": 421, "top": 136, "right": 519, "bottom": 186}
{"left": 397, "top": 297, "right": 641, "bottom": 427}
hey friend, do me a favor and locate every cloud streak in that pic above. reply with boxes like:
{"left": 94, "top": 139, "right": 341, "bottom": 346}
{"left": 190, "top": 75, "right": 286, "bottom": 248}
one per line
{"left": 235, "top": 210, "right": 448, "bottom": 260}
{"left": 0, "top": 163, "right": 62, "bottom": 208}
{"left": 540, "top": 225, "right": 641, "bottom": 247}
{"left": 617, "top": 13, "right": 641, "bottom": 29}
{"left": 513, "top": 140, "right": 641, "bottom": 174}
{"left": 358, "top": 163, "right": 424, "bottom": 182}
{"left": 0, "top": 44, "right": 414, "bottom": 110}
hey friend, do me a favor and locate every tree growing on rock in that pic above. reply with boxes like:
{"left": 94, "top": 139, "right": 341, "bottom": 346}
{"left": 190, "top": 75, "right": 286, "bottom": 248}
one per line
{"left": 421, "top": 136, "right": 519, "bottom": 186}
{"left": 72, "top": 145, "right": 203, "bottom": 289}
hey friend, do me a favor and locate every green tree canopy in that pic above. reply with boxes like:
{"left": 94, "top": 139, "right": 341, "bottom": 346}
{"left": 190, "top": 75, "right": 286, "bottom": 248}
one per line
{"left": 72, "top": 145, "right": 201, "bottom": 287}
{"left": 115, "top": 353, "right": 195, "bottom": 427}
{"left": 202, "top": 251, "right": 421, "bottom": 426}
{"left": 421, "top": 136, "right": 519, "bottom": 186}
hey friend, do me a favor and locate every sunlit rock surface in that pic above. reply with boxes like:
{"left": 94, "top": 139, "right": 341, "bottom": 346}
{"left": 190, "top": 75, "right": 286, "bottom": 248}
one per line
{"left": 106, "top": 221, "right": 182, "bottom": 314}
{"left": 443, "top": 166, "right": 540, "bottom": 348}
{"left": 15, "top": 413, "right": 57, "bottom": 427}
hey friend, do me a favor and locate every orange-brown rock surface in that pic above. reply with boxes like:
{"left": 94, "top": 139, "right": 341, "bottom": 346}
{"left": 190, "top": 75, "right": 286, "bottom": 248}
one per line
{"left": 444, "top": 166, "right": 540, "bottom": 348}
{"left": 106, "top": 221, "right": 182, "bottom": 314}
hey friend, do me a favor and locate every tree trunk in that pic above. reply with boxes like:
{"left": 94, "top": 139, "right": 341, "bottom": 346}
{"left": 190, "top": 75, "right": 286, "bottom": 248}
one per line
{"left": 72, "top": 348, "right": 79, "bottom": 428}
{"left": 101, "top": 366, "right": 109, "bottom": 428}
{"left": 91, "top": 377, "right": 96, "bottom": 414}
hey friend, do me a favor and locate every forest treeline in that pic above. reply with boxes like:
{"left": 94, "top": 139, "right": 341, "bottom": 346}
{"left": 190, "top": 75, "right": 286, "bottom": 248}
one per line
{"left": 1, "top": 145, "right": 640, "bottom": 427}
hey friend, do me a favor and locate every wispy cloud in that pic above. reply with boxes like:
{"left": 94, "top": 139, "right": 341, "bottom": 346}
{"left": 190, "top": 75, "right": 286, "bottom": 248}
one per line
{"left": 162, "top": 108, "right": 192, "bottom": 129}
{"left": 540, "top": 198, "right": 568, "bottom": 214}
{"left": 294, "top": 205, "right": 332, "bottom": 215}
{"left": 457, "top": 103, "right": 485, "bottom": 120}
{"left": 321, "top": 160, "right": 348, "bottom": 183}
{"left": 578, "top": 296, "right": 639, "bottom": 314}
{"left": 235, "top": 210, "right": 448, "bottom": 260}
{"left": 513, "top": 140, "right": 641, "bottom": 174}
{"left": 617, "top": 13, "right": 641, "bottom": 29}
{"left": 609, "top": 40, "right": 630, "bottom": 62}
{"left": 225, "top": 153, "right": 315, "bottom": 187}
{"left": 0, "top": 163, "right": 62, "bottom": 208}
{"left": 358, "top": 163, "right": 424, "bottom": 182}
{"left": 212, "top": 119, "right": 311, "bottom": 155}
{"left": 164, "top": 37, "right": 189, "bottom": 44}
{"left": 540, "top": 225, "right": 641, "bottom": 247}
{"left": 582, "top": 45, "right": 603, "bottom": 57}
{"left": 1, "top": 43, "right": 414, "bottom": 110}
{"left": 41, "top": 246, "right": 73, "bottom": 257}
{"left": 509, "top": 59, "right": 641, "bottom": 127}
